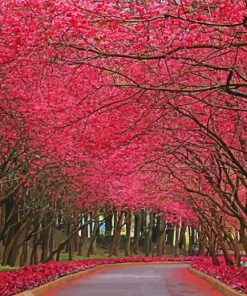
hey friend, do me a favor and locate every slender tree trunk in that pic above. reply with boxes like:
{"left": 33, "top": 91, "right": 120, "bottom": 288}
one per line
{"left": 2, "top": 218, "right": 28, "bottom": 266}
{"left": 216, "top": 227, "right": 234, "bottom": 266}
{"left": 144, "top": 213, "right": 153, "bottom": 256}
{"left": 109, "top": 211, "right": 124, "bottom": 257}
{"left": 41, "top": 226, "right": 52, "bottom": 262}
{"left": 178, "top": 223, "right": 187, "bottom": 254}
{"left": 74, "top": 233, "right": 78, "bottom": 254}
{"left": 198, "top": 241, "right": 205, "bottom": 256}
{"left": 157, "top": 218, "right": 166, "bottom": 256}
{"left": 188, "top": 227, "right": 195, "bottom": 256}
{"left": 87, "top": 218, "right": 99, "bottom": 257}
{"left": 240, "top": 224, "right": 247, "bottom": 255}
{"left": 173, "top": 225, "right": 180, "bottom": 256}
{"left": 20, "top": 241, "right": 28, "bottom": 266}
{"left": 209, "top": 242, "right": 220, "bottom": 266}
{"left": 124, "top": 212, "right": 131, "bottom": 256}
{"left": 49, "top": 225, "right": 55, "bottom": 259}
{"left": 77, "top": 214, "right": 88, "bottom": 256}
{"left": 132, "top": 212, "right": 141, "bottom": 255}
{"left": 230, "top": 236, "right": 241, "bottom": 267}
{"left": 68, "top": 238, "right": 73, "bottom": 261}
{"left": 221, "top": 240, "right": 234, "bottom": 266}
{"left": 30, "top": 235, "right": 40, "bottom": 265}
{"left": 77, "top": 235, "right": 83, "bottom": 256}
{"left": 165, "top": 224, "right": 174, "bottom": 255}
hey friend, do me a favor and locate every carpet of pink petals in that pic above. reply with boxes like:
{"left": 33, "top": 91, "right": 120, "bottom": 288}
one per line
{"left": 0, "top": 256, "right": 194, "bottom": 295}
{"left": 191, "top": 257, "right": 247, "bottom": 294}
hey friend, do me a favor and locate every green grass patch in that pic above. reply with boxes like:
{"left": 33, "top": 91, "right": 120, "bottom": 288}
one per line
{"left": 0, "top": 265, "right": 17, "bottom": 271}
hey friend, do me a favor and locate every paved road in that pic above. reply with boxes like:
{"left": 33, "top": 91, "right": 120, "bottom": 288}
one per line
{"left": 46, "top": 264, "right": 223, "bottom": 296}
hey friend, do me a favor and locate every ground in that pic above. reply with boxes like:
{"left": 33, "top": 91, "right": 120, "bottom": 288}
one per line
{"left": 45, "top": 264, "right": 224, "bottom": 296}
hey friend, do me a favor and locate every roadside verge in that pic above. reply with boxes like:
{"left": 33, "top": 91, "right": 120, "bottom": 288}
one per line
{"left": 188, "top": 267, "right": 246, "bottom": 296}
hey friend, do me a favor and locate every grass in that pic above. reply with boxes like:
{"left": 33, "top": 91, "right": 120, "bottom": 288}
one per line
{"left": 0, "top": 265, "right": 17, "bottom": 271}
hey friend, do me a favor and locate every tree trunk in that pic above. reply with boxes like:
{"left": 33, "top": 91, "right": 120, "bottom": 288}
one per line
{"left": 87, "top": 218, "right": 99, "bottom": 257}
{"left": 178, "top": 223, "right": 187, "bottom": 254}
{"left": 165, "top": 224, "right": 174, "bottom": 255}
{"left": 144, "top": 213, "right": 153, "bottom": 256}
{"left": 20, "top": 241, "right": 28, "bottom": 266}
{"left": 77, "top": 214, "right": 88, "bottom": 256}
{"left": 124, "top": 212, "right": 131, "bottom": 256}
{"left": 30, "top": 235, "right": 40, "bottom": 265}
{"left": 41, "top": 226, "right": 52, "bottom": 262}
{"left": 2, "top": 218, "right": 28, "bottom": 266}
{"left": 157, "top": 218, "right": 166, "bottom": 256}
{"left": 209, "top": 242, "right": 220, "bottom": 266}
{"left": 188, "top": 227, "right": 195, "bottom": 256}
{"left": 240, "top": 224, "right": 247, "bottom": 255}
{"left": 49, "top": 225, "right": 55, "bottom": 259}
{"left": 173, "top": 225, "right": 180, "bottom": 256}
{"left": 132, "top": 212, "right": 141, "bottom": 255}
{"left": 109, "top": 211, "right": 124, "bottom": 257}
{"left": 68, "top": 238, "right": 74, "bottom": 261}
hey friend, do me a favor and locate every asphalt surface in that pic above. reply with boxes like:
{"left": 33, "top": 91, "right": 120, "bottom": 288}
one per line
{"left": 46, "top": 264, "right": 224, "bottom": 296}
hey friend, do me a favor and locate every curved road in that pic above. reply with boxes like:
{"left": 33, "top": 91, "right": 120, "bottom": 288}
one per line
{"left": 46, "top": 264, "right": 223, "bottom": 296}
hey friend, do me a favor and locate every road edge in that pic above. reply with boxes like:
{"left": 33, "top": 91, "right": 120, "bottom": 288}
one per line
{"left": 188, "top": 267, "right": 246, "bottom": 296}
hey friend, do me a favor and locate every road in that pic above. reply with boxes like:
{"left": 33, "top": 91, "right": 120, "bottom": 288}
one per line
{"left": 46, "top": 263, "right": 223, "bottom": 296}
